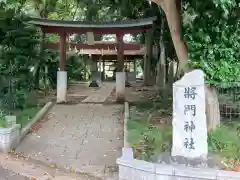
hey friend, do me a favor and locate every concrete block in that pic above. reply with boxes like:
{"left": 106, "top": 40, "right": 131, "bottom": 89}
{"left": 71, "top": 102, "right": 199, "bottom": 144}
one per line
{"left": 119, "top": 165, "right": 133, "bottom": 180}
{"left": 116, "top": 72, "right": 125, "bottom": 103}
{"left": 57, "top": 71, "right": 67, "bottom": 103}
{"left": 156, "top": 163, "right": 174, "bottom": 176}
{"left": 122, "top": 148, "right": 134, "bottom": 160}
{"left": 126, "top": 72, "right": 136, "bottom": 83}
{"left": 132, "top": 169, "right": 155, "bottom": 180}
{"left": 5, "top": 116, "right": 16, "bottom": 127}
{"left": 174, "top": 165, "right": 217, "bottom": 180}
{"left": 155, "top": 164, "right": 174, "bottom": 180}
{"left": 0, "top": 124, "right": 20, "bottom": 153}
{"left": 119, "top": 164, "right": 155, "bottom": 180}
{"left": 117, "top": 157, "right": 155, "bottom": 173}
{"left": 217, "top": 170, "right": 240, "bottom": 180}
{"left": 174, "top": 177, "right": 204, "bottom": 180}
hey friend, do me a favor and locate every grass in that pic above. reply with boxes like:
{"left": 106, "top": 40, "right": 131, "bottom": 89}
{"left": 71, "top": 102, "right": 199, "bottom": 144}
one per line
{"left": 14, "top": 106, "right": 42, "bottom": 128}
{"left": 127, "top": 117, "right": 172, "bottom": 160}
{"left": 0, "top": 106, "right": 41, "bottom": 129}
{"left": 127, "top": 96, "right": 172, "bottom": 160}
{"left": 208, "top": 120, "right": 240, "bottom": 160}
{"left": 127, "top": 98, "right": 240, "bottom": 164}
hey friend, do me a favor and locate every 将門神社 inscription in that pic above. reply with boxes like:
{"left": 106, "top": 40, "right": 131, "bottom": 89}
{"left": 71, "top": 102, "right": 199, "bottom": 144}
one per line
{"left": 171, "top": 70, "right": 208, "bottom": 159}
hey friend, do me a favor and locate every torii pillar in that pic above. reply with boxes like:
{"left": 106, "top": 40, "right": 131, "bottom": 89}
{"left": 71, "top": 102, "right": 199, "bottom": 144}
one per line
{"left": 57, "top": 32, "right": 67, "bottom": 103}
{"left": 116, "top": 33, "right": 125, "bottom": 103}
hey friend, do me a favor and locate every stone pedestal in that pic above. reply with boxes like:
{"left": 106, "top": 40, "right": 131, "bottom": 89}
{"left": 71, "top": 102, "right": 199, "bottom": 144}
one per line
{"left": 57, "top": 71, "right": 67, "bottom": 103}
{"left": 89, "top": 71, "right": 101, "bottom": 87}
{"left": 89, "top": 80, "right": 99, "bottom": 87}
{"left": 116, "top": 72, "right": 125, "bottom": 103}
{"left": 126, "top": 72, "right": 136, "bottom": 86}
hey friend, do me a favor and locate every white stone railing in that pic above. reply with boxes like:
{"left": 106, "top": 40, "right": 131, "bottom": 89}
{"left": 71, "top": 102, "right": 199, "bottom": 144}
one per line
{"left": 116, "top": 102, "right": 240, "bottom": 180}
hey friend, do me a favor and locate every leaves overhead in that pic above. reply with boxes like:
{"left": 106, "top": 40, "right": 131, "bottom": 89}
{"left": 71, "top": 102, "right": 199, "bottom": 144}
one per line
{"left": 183, "top": 0, "right": 240, "bottom": 84}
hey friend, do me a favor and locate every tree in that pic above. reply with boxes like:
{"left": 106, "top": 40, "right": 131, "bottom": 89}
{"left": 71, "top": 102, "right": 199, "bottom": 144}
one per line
{"left": 0, "top": 2, "right": 40, "bottom": 110}
{"left": 23, "top": 0, "right": 59, "bottom": 89}
{"left": 149, "top": 0, "right": 240, "bottom": 130}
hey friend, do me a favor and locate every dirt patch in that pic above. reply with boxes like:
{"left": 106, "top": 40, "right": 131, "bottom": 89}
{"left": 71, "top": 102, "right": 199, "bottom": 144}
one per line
{"left": 56, "top": 96, "right": 88, "bottom": 105}
{"left": 149, "top": 116, "right": 172, "bottom": 128}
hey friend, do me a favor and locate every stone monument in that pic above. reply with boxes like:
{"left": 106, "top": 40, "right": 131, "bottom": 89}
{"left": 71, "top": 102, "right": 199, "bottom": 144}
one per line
{"left": 171, "top": 69, "right": 208, "bottom": 159}
{"left": 89, "top": 71, "right": 101, "bottom": 87}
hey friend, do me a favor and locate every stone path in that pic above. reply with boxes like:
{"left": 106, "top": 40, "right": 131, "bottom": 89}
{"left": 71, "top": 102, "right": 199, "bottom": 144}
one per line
{"left": 16, "top": 83, "right": 123, "bottom": 179}
{"left": 82, "top": 83, "right": 115, "bottom": 103}
{"left": 0, "top": 167, "right": 26, "bottom": 180}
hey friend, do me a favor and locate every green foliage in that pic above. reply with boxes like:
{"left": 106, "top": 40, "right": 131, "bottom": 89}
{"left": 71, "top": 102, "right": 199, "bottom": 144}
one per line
{"left": 0, "top": 111, "right": 7, "bottom": 128}
{"left": 208, "top": 122, "right": 240, "bottom": 159}
{"left": 127, "top": 117, "right": 172, "bottom": 160}
{"left": 128, "top": 115, "right": 240, "bottom": 161}
{"left": 66, "top": 52, "right": 89, "bottom": 81}
{"left": 183, "top": 0, "right": 240, "bottom": 84}
{"left": 14, "top": 106, "right": 41, "bottom": 128}
{"left": 0, "top": 2, "right": 40, "bottom": 110}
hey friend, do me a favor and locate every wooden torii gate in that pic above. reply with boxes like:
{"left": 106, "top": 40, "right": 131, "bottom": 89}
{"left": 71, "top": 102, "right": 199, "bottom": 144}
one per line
{"left": 46, "top": 42, "right": 146, "bottom": 83}
{"left": 29, "top": 17, "right": 156, "bottom": 103}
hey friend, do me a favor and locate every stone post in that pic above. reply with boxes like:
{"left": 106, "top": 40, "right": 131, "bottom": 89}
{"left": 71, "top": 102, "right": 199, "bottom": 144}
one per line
{"left": 116, "top": 33, "right": 125, "bottom": 103}
{"left": 103, "top": 59, "right": 105, "bottom": 81}
{"left": 133, "top": 59, "right": 136, "bottom": 74}
{"left": 57, "top": 32, "right": 67, "bottom": 103}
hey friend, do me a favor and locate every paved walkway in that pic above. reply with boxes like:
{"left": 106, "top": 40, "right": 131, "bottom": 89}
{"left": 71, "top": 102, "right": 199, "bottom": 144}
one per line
{"left": 82, "top": 83, "right": 115, "bottom": 103}
{"left": 0, "top": 167, "right": 25, "bottom": 180}
{"left": 16, "top": 83, "right": 123, "bottom": 179}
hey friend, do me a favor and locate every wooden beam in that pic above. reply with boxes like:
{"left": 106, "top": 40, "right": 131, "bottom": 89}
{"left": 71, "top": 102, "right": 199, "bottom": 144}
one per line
{"left": 42, "top": 26, "right": 151, "bottom": 34}
{"left": 46, "top": 42, "right": 143, "bottom": 51}
{"left": 116, "top": 33, "right": 124, "bottom": 72}
{"left": 59, "top": 32, "right": 66, "bottom": 71}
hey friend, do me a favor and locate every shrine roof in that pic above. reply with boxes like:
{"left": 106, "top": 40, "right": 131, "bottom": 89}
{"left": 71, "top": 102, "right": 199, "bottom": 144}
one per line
{"left": 29, "top": 17, "right": 156, "bottom": 28}
{"left": 29, "top": 17, "right": 156, "bottom": 33}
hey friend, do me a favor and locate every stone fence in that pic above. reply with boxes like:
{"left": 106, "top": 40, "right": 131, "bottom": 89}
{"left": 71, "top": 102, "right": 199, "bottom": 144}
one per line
{"left": 116, "top": 102, "right": 240, "bottom": 180}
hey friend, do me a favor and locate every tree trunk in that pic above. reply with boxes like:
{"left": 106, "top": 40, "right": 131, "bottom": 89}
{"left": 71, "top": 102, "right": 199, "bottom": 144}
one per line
{"left": 160, "top": 0, "right": 188, "bottom": 72}
{"left": 35, "top": 32, "right": 46, "bottom": 89}
{"left": 156, "top": 15, "right": 166, "bottom": 90}
{"left": 156, "top": 40, "right": 166, "bottom": 90}
{"left": 205, "top": 85, "right": 220, "bottom": 130}
{"left": 144, "top": 29, "right": 153, "bottom": 86}
{"left": 167, "top": 61, "right": 174, "bottom": 89}
{"left": 152, "top": 0, "right": 220, "bottom": 130}
{"left": 174, "top": 61, "right": 180, "bottom": 80}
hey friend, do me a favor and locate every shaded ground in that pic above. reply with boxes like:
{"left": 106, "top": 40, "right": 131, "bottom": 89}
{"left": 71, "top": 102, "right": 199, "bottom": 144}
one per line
{"left": 0, "top": 167, "right": 26, "bottom": 180}
{"left": 16, "top": 82, "right": 122, "bottom": 179}
{"left": 105, "top": 81, "right": 159, "bottom": 104}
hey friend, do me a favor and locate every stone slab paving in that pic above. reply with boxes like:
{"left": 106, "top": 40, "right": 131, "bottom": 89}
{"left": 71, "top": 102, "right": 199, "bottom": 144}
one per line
{"left": 16, "top": 82, "right": 121, "bottom": 179}
{"left": 82, "top": 83, "right": 115, "bottom": 103}
{"left": 68, "top": 81, "right": 100, "bottom": 98}
{"left": 0, "top": 167, "right": 26, "bottom": 180}
{"left": 17, "top": 102, "right": 123, "bottom": 179}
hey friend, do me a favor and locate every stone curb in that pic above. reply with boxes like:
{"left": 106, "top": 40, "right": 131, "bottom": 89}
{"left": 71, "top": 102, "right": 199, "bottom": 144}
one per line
{"left": 20, "top": 101, "right": 54, "bottom": 141}
{"left": 124, "top": 102, "right": 130, "bottom": 148}
{"left": 117, "top": 156, "right": 240, "bottom": 180}
{"left": 0, "top": 154, "right": 98, "bottom": 180}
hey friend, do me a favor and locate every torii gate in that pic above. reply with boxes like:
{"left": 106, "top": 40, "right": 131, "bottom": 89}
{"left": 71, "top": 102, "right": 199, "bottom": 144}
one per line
{"left": 29, "top": 17, "right": 156, "bottom": 103}
{"left": 46, "top": 42, "right": 146, "bottom": 82}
